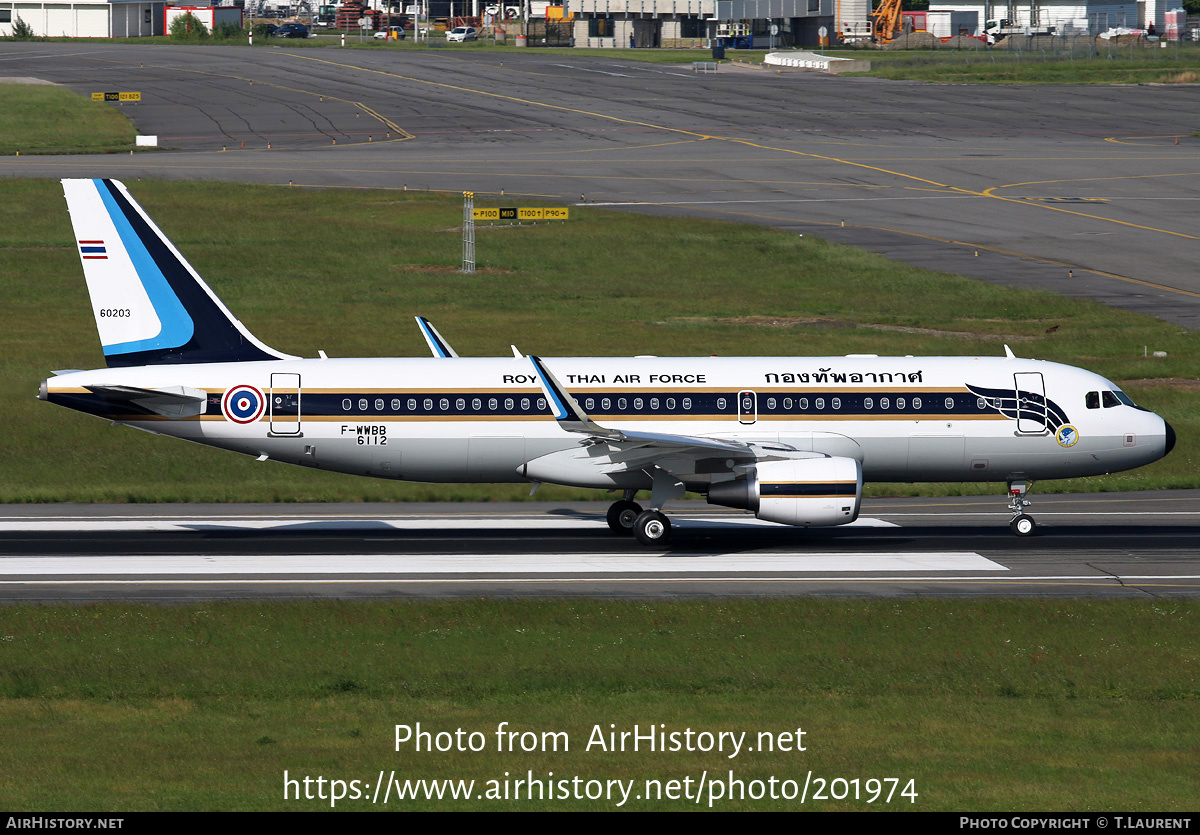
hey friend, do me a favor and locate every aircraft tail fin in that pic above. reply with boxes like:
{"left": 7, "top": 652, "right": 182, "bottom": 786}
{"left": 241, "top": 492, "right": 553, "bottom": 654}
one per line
{"left": 61, "top": 178, "right": 296, "bottom": 367}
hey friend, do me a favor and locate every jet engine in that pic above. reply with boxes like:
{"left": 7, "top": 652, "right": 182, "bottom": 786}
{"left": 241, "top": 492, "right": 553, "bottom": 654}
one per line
{"left": 706, "top": 456, "right": 862, "bottom": 527}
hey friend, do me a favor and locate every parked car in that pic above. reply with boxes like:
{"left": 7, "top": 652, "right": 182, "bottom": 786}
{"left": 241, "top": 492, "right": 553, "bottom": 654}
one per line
{"left": 373, "top": 25, "right": 406, "bottom": 39}
{"left": 275, "top": 22, "right": 309, "bottom": 38}
{"left": 446, "top": 26, "right": 478, "bottom": 42}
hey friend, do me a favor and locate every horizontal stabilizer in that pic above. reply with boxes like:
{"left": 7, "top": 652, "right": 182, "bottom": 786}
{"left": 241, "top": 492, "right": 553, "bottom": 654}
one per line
{"left": 85, "top": 384, "right": 208, "bottom": 419}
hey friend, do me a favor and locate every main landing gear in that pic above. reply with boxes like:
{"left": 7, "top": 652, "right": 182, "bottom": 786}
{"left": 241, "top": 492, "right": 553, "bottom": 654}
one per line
{"left": 606, "top": 492, "right": 673, "bottom": 546}
{"left": 1007, "top": 479, "right": 1035, "bottom": 536}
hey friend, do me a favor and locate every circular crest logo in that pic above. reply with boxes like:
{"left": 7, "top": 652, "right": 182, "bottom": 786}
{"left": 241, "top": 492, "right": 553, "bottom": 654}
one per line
{"left": 222, "top": 384, "right": 265, "bottom": 424}
{"left": 1055, "top": 424, "right": 1079, "bottom": 448}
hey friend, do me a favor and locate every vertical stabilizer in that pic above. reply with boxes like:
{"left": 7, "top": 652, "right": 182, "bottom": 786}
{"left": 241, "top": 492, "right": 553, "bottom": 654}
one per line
{"left": 61, "top": 178, "right": 296, "bottom": 367}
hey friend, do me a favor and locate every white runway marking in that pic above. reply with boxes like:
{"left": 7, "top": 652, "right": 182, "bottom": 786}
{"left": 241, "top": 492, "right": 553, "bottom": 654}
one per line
{"left": 0, "top": 551, "right": 1002, "bottom": 575}
{"left": 0, "top": 515, "right": 899, "bottom": 533}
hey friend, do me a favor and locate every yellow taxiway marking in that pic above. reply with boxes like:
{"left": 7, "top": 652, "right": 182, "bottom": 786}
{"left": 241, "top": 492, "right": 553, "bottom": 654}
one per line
{"left": 1105, "top": 134, "right": 1194, "bottom": 145}
{"left": 81, "top": 54, "right": 414, "bottom": 146}
{"left": 282, "top": 52, "right": 1200, "bottom": 244}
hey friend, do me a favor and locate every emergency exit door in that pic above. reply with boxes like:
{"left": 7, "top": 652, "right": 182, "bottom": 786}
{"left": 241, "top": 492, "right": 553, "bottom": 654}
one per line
{"left": 738, "top": 390, "right": 757, "bottom": 424}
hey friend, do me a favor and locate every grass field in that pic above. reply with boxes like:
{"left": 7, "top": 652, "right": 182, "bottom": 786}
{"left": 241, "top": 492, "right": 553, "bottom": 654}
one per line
{"left": 0, "top": 597, "right": 1196, "bottom": 810}
{"left": 841, "top": 54, "right": 1200, "bottom": 84}
{"left": 1, "top": 177, "right": 1195, "bottom": 502}
{"left": 0, "top": 84, "right": 137, "bottom": 155}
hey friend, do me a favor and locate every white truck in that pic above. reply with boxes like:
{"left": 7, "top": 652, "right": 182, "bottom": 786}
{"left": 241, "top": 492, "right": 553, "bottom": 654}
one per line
{"left": 984, "top": 18, "right": 1056, "bottom": 41}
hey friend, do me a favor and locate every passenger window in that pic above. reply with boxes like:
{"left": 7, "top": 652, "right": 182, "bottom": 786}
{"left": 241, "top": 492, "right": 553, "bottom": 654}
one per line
{"left": 375, "top": 398, "right": 385, "bottom": 411}
{"left": 1102, "top": 391, "right": 1121, "bottom": 408}
{"left": 1086, "top": 391, "right": 1100, "bottom": 409}
{"left": 945, "top": 397, "right": 954, "bottom": 410}
{"left": 391, "top": 398, "right": 401, "bottom": 411}
{"left": 683, "top": 398, "right": 692, "bottom": 410}
{"left": 977, "top": 397, "right": 986, "bottom": 410}
{"left": 489, "top": 398, "right": 498, "bottom": 410}
{"left": 521, "top": 398, "right": 530, "bottom": 411}
{"left": 358, "top": 398, "right": 368, "bottom": 411}
{"left": 634, "top": 398, "right": 643, "bottom": 411}
{"left": 767, "top": 398, "right": 777, "bottom": 410}
{"left": 896, "top": 397, "right": 905, "bottom": 410}
{"left": 913, "top": 397, "right": 922, "bottom": 410}
{"left": 650, "top": 398, "right": 659, "bottom": 410}
{"left": 424, "top": 398, "right": 433, "bottom": 411}
{"left": 537, "top": 398, "right": 546, "bottom": 410}
{"left": 783, "top": 398, "right": 792, "bottom": 410}
{"left": 504, "top": 398, "right": 514, "bottom": 410}
{"left": 815, "top": 397, "right": 825, "bottom": 410}
{"left": 472, "top": 398, "right": 481, "bottom": 411}
{"left": 602, "top": 398, "right": 611, "bottom": 410}
{"left": 408, "top": 398, "right": 417, "bottom": 411}
{"left": 618, "top": 398, "right": 627, "bottom": 410}
{"left": 864, "top": 397, "right": 873, "bottom": 410}
{"left": 585, "top": 398, "right": 595, "bottom": 410}
{"left": 666, "top": 398, "right": 676, "bottom": 410}
{"left": 832, "top": 397, "right": 841, "bottom": 410}
{"left": 717, "top": 398, "right": 727, "bottom": 411}
{"left": 342, "top": 399, "right": 351, "bottom": 411}
{"left": 880, "top": 397, "right": 890, "bottom": 410}
{"left": 799, "top": 398, "right": 809, "bottom": 410}
{"left": 440, "top": 398, "right": 450, "bottom": 411}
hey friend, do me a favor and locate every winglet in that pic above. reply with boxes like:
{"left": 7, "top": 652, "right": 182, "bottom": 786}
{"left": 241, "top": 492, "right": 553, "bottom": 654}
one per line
{"left": 528, "top": 355, "right": 622, "bottom": 439}
{"left": 1004, "top": 344, "right": 1017, "bottom": 359}
{"left": 415, "top": 316, "right": 459, "bottom": 358}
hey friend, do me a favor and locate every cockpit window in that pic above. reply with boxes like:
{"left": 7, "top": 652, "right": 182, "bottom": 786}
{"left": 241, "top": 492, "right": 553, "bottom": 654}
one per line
{"left": 1085, "top": 391, "right": 1100, "bottom": 409}
{"left": 1113, "top": 389, "right": 1136, "bottom": 407}
{"left": 1102, "top": 391, "right": 1121, "bottom": 408}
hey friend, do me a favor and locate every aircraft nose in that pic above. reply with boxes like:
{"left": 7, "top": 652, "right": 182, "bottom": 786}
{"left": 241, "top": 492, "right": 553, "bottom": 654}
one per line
{"left": 1164, "top": 420, "right": 1176, "bottom": 456}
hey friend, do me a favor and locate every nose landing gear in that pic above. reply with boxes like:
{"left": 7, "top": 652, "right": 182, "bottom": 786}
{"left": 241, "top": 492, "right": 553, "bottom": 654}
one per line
{"left": 1008, "top": 480, "right": 1036, "bottom": 536}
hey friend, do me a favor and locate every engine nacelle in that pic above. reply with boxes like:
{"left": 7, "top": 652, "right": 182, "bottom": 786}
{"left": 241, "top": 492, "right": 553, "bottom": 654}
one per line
{"left": 706, "top": 456, "right": 862, "bottom": 527}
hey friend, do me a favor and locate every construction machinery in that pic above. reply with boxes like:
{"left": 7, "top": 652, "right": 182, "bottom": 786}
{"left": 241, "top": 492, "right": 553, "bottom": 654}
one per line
{"left": 868, "top": 0, "right": 902, "bottom": 44}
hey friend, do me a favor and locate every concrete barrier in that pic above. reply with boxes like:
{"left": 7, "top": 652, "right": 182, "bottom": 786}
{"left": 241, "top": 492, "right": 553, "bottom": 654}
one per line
{"left": 764, "top": 51, "right": 872, "bottom": 73}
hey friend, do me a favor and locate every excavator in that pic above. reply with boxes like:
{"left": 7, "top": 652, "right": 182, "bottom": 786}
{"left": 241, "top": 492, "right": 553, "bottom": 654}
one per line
{"left": 867, "top": 0, "right": 903, "bottom": 44}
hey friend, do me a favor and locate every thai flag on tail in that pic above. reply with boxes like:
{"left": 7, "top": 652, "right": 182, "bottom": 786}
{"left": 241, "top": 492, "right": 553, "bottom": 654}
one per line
{"left": 79, "top": 240, "right": 107, "bottom": 260}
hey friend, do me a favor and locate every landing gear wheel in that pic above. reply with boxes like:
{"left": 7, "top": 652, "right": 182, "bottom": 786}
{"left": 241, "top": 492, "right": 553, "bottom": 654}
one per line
{"left": 606, "top": 500, "right": 643, "bottom": 533}
{"left": 633, "top": 510, "right": 671, "bottom": 547}
{"left": 1010, "top": 514, "right": 1036, "bottom": 537}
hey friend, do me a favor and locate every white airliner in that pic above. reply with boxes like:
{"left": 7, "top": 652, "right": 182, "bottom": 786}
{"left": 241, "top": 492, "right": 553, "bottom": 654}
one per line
{"left": 41, "top": 179, "right": 1175, "bottom": 545}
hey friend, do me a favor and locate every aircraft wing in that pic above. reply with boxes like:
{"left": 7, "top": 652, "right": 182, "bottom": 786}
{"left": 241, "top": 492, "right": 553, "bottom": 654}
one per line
{"left": 84, "top": 384, "right": 208, "bottom": 419}
{"left": 525, "top": 355, "right": 815, "bottom": 490}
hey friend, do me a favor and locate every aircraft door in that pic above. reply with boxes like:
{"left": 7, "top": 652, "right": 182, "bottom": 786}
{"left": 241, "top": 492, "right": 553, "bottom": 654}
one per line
{"left": 270, "top": 372, "right": 301, "bottom": 436}
{"left": 738, "top": 390, "right": 757, "bottom": 424}
{"left": 1014, "top": 372, "right": 1046, "bottom": 434}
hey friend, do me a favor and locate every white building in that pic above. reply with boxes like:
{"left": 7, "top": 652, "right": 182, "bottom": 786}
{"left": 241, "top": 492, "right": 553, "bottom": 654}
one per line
{"left": 0, "top": 0, "right": 167, "bottom": 36}
{"left": 928, "top": 0, "right": 1164, "bottom": 33}
{"left": 566, "top": 0, "right": 869, "bottom": 47}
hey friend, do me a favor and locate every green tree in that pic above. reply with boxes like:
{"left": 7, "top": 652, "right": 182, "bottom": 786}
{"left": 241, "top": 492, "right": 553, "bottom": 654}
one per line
{"left": 169, "top": 12, "right": 209, "bottom": 39}
{"left": 213, "top": 20, "right": 242, "bottom": 39}
{"left": 9, "top": 16, "right": 36, "bottom": 39}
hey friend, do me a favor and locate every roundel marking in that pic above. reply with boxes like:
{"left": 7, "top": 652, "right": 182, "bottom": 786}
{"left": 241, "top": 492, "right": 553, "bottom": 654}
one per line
{"left": 222, "top": 384, "right": 265, "bottom": 424}
{"left": 1055, "top": 424, "right": 1079, "bottom": 448}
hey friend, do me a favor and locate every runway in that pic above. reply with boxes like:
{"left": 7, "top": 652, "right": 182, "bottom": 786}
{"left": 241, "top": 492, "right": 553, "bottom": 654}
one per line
{"left": 3, "top": 492, "right": 1199, "bottom": 600}
{"left": 2, "top": 43, "right": 1199, "bottom": 326}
